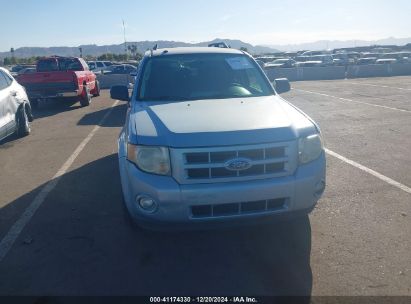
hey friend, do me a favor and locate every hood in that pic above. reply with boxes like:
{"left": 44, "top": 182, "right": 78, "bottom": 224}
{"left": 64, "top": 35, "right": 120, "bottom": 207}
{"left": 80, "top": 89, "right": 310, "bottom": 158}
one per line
{"left": 128, "top": 95, "right": 316, "bottom": 148}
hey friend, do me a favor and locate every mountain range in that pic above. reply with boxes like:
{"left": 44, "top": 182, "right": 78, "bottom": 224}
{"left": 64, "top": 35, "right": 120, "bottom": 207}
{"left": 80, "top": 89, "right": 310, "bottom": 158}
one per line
{"left": 0, "top": 39, "right": 279, "bottom": 59}
{"left": 2, "top": 37, "right": 411, "bottom": 59}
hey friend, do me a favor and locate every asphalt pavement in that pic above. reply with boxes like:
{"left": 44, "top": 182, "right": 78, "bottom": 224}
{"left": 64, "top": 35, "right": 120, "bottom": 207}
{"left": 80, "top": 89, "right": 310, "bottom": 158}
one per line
{"left": 0, "top": 76, "right": 410, "bottom": 296}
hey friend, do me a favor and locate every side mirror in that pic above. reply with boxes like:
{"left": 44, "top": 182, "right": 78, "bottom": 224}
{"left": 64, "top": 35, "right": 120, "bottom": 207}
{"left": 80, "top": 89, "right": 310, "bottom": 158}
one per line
{"left": 274, "top": 78, "right": 291, "bottom": 94}
{"left": 110, "top": 85, "right": 129, "bottom": 101}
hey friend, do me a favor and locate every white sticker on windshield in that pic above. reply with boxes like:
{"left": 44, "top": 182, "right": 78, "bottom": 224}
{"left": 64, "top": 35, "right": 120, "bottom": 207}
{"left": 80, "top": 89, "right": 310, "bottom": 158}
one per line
{"left": 226, "top": 57, "right": 253, "bottom": 70}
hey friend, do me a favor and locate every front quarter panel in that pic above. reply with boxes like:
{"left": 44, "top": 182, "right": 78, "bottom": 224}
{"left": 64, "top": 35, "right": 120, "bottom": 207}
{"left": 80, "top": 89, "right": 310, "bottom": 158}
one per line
{"left": 119, "top": 103, "right": 133, "bottom": 158}
{"left": 9, "top": 81, "right": 27, "bottom": 117}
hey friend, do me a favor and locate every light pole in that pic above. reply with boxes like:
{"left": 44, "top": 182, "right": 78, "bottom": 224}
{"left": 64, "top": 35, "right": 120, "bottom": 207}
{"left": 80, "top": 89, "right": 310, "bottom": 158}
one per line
{"left": 123, "top": 19, "right": 128, "bottom": 60}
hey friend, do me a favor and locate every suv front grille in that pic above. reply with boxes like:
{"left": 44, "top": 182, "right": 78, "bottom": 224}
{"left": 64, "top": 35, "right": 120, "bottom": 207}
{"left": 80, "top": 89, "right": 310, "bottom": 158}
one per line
{"left": 171, "top": 142, "right": 297, "bottom": 184}
{"left": 191, "top": 198, "right": 287, "bottom": 218}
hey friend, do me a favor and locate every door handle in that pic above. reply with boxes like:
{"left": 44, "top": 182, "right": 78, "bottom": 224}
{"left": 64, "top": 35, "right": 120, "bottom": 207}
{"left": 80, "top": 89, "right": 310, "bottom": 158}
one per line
{"left": 10, "top": 91, "right": 17, "bottom": 97}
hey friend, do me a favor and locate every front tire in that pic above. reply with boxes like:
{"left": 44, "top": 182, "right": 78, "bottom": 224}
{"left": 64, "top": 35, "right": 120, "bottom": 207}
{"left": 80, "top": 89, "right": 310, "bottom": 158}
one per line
{"left": 16, "top": 105, "right": 31, "bottom": 137}
{"left": 80, "top": 86, "right": 91, "bottom": 107}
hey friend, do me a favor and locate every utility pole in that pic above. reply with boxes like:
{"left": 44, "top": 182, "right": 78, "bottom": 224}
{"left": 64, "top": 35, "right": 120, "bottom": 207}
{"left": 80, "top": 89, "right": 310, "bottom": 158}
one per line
{"left": 79, "top": 47, "right": 83, "bottom": 58}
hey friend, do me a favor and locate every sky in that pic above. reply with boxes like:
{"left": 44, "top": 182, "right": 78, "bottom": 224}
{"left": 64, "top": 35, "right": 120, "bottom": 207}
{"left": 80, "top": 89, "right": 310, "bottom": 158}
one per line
{"left": 0, "top": 0, "right": 410, "bottom": 51}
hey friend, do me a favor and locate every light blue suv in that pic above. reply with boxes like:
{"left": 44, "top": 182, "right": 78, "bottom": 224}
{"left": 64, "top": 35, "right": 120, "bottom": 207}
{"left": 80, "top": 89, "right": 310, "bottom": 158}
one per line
{"left": 111, "top": 47, "right": 326, "bottom": 229}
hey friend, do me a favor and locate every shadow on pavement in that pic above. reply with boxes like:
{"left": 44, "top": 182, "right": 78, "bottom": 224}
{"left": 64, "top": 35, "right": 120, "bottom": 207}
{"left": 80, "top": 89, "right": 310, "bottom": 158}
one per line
{"left": 0, "top": 133, "right": 20, "bottom": 147}
{"left": 0, "top": 154, "right": 312, "bottom": 297}
{"left": 77, "top": 103, "right": 127, "bottom": 127}
{"left": 31, "top": 99, "right": 82, "bottom": 119}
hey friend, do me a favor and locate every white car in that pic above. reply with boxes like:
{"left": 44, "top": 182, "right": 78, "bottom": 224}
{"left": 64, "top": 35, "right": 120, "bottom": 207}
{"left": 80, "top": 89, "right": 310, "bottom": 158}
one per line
{"left": 87, "top": 61, "right": 113, "bottom": 73}
{"left": 0, "top": 67, "right": 33, "bottom": 142}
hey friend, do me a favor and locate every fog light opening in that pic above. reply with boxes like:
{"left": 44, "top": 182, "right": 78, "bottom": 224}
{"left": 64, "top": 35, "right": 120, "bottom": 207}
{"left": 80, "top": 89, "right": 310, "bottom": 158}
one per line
{"left": 136, "top": 195, "right": 157, "bottom": 213}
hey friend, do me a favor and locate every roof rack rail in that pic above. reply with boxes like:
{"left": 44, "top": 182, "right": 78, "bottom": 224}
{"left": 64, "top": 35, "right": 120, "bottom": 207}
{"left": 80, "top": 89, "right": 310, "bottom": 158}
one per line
{"left": 208, "top": 42, "right": 230, "bottom": 48}
{"left": 150, "top": 44, "right": 159, "bottom": 56}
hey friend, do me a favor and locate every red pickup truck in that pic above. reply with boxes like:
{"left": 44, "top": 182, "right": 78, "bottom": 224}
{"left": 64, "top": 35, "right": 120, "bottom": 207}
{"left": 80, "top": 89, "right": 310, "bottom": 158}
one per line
{"left": 17, "top": 56, "right": 100, "bottom": 107}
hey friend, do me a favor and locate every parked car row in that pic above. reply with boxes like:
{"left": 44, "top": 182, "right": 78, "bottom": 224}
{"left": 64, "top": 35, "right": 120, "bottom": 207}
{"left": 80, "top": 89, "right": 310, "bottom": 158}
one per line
{"left": 17, "top": 56, "right": 100, "bottom": 109}
{"left": 1, "top": 56, "right": 104, "bottom": 154}
{"left": 87, "top": 60, "right": 138, "bottom": 75}
{"left": 102, "top": 64, "right": 137, "bottom": 75}
{"left": 256, "top": 50, "right": 411, "bottom": 69}
{"left": 9, "top": 64, "right": 36, "bottom": 77}
{"left": 4, "top": 58, "right": 138, "bottom": 115}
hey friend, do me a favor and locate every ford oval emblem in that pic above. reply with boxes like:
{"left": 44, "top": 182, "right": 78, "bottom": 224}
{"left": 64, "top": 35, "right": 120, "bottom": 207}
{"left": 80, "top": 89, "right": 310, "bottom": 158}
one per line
{"left": 225, "top": 158, "right": 252, "bottom": 171}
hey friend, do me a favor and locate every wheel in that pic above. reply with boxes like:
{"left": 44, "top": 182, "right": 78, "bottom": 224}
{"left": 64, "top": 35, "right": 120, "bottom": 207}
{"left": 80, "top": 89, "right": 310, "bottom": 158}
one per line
{"left": 80, "top": 86, "right": 91, "bottom": 107}
{"left": 92, "top": 80, "right": 100, "bottom": 97}
{"left": 16, "top": 105, "right": 31, "bottom": 137}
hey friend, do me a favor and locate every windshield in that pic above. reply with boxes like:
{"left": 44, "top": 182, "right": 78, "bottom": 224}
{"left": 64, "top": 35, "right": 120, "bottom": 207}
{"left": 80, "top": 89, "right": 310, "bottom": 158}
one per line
{"left": 58, "top": 58, "right": 83, "bottom": 71}
{"left": 37, "top": 58, "right": 83, "bottom": 72}
{"left": 37, "top": 60, "right": 59, "bottom": 72}
{"left": 137, "top": 53, "right": 274, "bottom": 101}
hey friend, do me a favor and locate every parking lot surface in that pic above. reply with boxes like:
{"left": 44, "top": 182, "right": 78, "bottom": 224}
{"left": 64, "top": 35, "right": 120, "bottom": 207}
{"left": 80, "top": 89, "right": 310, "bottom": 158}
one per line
{"left": 0, "top": 76, "right": 410, "bottom": 296}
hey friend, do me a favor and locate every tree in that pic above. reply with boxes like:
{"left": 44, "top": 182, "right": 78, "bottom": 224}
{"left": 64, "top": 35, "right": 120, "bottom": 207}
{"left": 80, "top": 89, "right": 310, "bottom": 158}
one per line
{"left": 97, "top": 53, "right": 114, "bottom": 61}
{"left": 127, "top": 44, "right": 143, "bottom": 61}
{"left": 84, "top": 55, "right": 96, "bottom": 61}
{"left": 97, "top": 53, "right": 128, "bottom": 62}
{"left": 3, "top": 57, "right": 17, "bottom": 65}
{"left": 240, "top": 47, "right": 249, "bottom": 53}
{"left": 127, "top": 44, "right": 137, "bottom": 57}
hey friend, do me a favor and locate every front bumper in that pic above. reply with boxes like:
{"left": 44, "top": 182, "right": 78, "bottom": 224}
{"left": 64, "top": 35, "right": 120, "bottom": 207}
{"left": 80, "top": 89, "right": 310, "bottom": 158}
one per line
{"left": 119, "top": 151, "right": 326, "bottom": 228}
{"left": 28, "top": 90, "right": 79, "bottom": 99}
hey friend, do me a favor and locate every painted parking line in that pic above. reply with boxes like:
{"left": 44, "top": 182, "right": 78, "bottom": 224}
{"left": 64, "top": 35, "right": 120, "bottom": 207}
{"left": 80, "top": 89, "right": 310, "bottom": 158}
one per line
{"left": 344, "top": 81, "right": 411, "bottom": 91}
{"left": 294, "top": 88, "right": 411, "bottom": 113}
{"left": 0, "top": 100, "right": 120, "bottom": 263}
{"left": 325, "top": 148, "right": 411, "bottom": 195}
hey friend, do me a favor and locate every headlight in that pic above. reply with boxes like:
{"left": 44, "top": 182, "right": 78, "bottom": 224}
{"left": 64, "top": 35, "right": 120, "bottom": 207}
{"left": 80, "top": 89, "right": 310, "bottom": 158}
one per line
{"left": 127, "top": 144, "right": 171, "bottom": 175}
{"left": 298, "top": 134, "right": 323, "bottom": 164}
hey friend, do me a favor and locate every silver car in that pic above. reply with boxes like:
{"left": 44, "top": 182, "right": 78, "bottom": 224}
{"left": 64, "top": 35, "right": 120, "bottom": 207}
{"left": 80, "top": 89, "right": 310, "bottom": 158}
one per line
{"left": 0, "top": 67, "right": 33, "bottom": 142}
{"left": 110, "top": 47, "right": 326, "bottom": 229}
